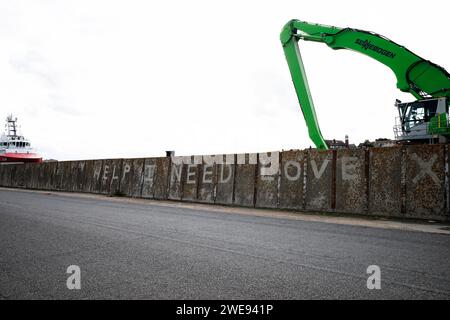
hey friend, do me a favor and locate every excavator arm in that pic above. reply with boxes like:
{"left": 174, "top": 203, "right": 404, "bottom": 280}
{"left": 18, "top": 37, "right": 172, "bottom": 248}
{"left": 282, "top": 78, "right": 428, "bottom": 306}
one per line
{"left": 281, "top": 19, "right": 450, "bottom": 149}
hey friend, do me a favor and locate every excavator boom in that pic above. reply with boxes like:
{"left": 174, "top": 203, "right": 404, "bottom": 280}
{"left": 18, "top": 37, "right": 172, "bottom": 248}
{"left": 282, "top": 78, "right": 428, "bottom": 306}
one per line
{"left": 281, "top": 19, "right": 450, "bottom": 149}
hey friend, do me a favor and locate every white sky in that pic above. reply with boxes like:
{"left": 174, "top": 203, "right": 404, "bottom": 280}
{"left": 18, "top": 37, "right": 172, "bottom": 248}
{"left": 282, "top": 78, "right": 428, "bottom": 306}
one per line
{"left": 0, "top": 0, "right": 449, "bottom": 160}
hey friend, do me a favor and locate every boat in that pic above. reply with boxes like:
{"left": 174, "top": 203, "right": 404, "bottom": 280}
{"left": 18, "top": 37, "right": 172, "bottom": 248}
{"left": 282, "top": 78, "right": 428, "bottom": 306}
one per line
{"left": 0, "top": 115, "right": 42, "bottom": 163}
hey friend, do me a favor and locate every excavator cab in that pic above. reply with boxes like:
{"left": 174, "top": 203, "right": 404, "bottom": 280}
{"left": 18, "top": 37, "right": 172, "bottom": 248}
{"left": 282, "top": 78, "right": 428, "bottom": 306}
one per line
{"left": 394, "top": 97, "right": 449, "bottom": 143}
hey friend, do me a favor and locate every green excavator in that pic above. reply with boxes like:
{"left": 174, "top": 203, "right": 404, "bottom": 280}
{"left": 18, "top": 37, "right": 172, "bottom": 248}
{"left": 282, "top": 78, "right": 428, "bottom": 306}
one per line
{"left": 280, "top": 19, "right": 450, "bottom": 150}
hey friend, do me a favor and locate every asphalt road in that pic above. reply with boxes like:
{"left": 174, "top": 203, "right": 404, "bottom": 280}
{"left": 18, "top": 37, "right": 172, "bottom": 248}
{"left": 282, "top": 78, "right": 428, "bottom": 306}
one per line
{"left": 0, "top": 188, "right": 449, "bottom": 299}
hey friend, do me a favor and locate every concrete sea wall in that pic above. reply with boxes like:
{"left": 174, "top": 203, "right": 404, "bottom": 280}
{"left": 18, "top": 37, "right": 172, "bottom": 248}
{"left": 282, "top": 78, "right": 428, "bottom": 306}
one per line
{"left": 1, "top": 145, "right": 449, "bottom": 221}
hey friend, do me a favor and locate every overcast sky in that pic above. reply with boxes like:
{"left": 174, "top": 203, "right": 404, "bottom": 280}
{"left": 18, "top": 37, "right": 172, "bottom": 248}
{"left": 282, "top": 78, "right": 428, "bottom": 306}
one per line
{"left": 1, "top": 0, "right": 449, "bottom": 160}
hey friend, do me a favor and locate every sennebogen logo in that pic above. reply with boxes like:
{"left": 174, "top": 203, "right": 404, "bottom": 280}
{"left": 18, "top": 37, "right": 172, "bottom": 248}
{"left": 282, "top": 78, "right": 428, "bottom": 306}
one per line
{"left": 355, "top": 39, "right": 396, "bottom": 59}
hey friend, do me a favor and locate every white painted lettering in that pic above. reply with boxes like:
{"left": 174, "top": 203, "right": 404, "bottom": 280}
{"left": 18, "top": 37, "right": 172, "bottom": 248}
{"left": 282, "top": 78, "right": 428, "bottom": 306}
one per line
{"left": 310, "top": 159, "right": 330, "bottom": 179}
{"left": 203, "top": 165, "right": 213, "bottom": 183}
{"left": 284, "top": 160, "right": 301, "bottom": 181}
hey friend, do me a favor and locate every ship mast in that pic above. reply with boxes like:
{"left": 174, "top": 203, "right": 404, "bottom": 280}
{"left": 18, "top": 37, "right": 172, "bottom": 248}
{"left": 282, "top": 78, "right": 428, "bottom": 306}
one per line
{"left": 6, "top": 115, "right": 18, "bottom": 137}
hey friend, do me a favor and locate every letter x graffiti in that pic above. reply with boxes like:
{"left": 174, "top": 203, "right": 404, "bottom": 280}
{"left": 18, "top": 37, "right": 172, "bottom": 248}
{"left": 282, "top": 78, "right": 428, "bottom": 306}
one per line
{"left": 411, "top": 154, "right": 439, "bottom": 185}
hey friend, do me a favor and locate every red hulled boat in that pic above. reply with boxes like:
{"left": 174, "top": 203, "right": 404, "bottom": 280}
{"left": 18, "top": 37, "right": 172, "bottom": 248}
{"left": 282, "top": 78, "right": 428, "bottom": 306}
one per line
{"left": 0, "top": 115, "right": 42, "bottom": 163}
